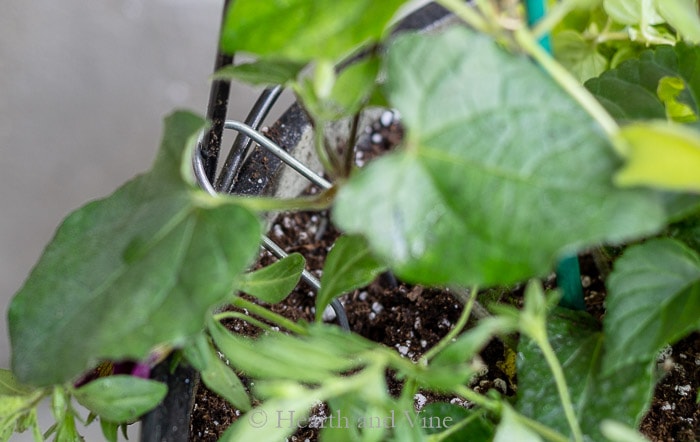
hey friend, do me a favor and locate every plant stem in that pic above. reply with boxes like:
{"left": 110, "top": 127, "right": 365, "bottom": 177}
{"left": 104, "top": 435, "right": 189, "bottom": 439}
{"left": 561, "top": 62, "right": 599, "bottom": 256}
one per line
{"left": 213, "top": 311, "right": 273, "bottom": 333}
{"left": 436, "top": 0, "right": 490, "bottom": 34}
{"left": 452, "top": 384, "right": 500, "bottom": 412}
{"left": 227, "top": 297, "right": 308, "bottom": 335}
{"left": 422, "top": 285, "right": 479, "bottom": 362}
{"left": 514, "top": 27, "right": 619, "bottom": 139}
{"left": 536, "top": 335, "right": 584, "bottom": 442}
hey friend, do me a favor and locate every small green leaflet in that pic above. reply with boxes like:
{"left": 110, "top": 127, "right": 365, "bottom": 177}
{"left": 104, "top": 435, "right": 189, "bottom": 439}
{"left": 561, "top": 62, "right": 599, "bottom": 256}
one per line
{"left": 184, "top": 333, "right": 251, "bottom": 411}
{"left": 604, "top": 238, "right": 700, "bottom": 374}
{"left": 614, "top": 122, "right": 700, "bottom": 193}
{"left": 585, "top": 43, "right": 700, "bottom": 125}
{"left": 73, "top": 375, "right": 167, "bottom": 423}
{"left": 657, "top": 77, "right": 698, "bottom": 123}
{"left": 237, "top": 253, "right": 305, "bottom": 304}
{"left": 316, "top": 235, "right": 386, "bottom": 321}
{"left": 334, "top": 26, "right": 664, "bottom": 287}
{"left": 220, "top": 0, "right": 407, "bottom": 62}
{"left": 552, "top": 30, "right": 607, "bottom": 83}
{"left": 8, "top": 111, "right": 262, "bottom": 386}
{"left": 516, "top": 309, "right": 655, "bottom": 441}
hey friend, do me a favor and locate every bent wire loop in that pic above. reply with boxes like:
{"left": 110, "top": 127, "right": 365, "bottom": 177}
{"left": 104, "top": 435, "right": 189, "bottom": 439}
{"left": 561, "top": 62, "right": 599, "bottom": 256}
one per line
{"left": 192, "top": 120, "right": 350, "bottom": 330}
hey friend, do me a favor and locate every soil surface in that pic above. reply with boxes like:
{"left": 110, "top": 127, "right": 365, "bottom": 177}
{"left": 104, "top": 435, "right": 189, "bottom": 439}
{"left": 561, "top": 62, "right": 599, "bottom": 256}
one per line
{"left": 189, "top": 115, "right": 699, "bottom": 441}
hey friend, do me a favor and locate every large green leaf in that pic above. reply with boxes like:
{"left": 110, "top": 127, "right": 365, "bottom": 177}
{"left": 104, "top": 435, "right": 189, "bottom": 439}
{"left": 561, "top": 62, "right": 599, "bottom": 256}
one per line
{"left": 516, "top": 309, "right": 655, "bottom": 442}
{"left": 604, "top": 238, "right": 700, "bottom": 373}
{"left": 9, "top": 111, "right": 262, "bottom": 386}
{"left": 316, "top": 235, "right": 386, "bottom": 321}
{"left": 334, "top": 27, "right": 664, "bottom": 287}
{"left": 585, "top": 43, "right": 700, "bottom": 124}
{"left": 73, "top": 375, "right": 167, "bottom": 423}
{"left": 220, "top": 0, "right": 407, "bottom": 62}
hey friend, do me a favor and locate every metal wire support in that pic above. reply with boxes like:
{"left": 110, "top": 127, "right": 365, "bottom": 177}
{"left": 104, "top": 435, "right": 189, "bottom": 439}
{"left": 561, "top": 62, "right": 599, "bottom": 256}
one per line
{"left": 192, "top": 123, "right": 349, "bottom": 330}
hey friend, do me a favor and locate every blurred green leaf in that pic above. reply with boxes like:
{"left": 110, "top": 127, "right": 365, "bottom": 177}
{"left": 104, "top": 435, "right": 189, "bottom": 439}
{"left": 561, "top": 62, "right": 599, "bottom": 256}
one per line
{"left": 553, "top": 30, "right": 607, "bottom": 83}
{"left": 238, "top": 253, "right": 305, "bottom": 304}
{"left": 614, "top": 122, "right": 700, "bottom": 192}
{"left": 655, "top": 0, "right": 700, "bottom": 43}
{"left": 494, "top": 405, "right": 543, "bottom": 442}
{"left": 220, "top": 0, "right": 406, "bottom": 62}
{"left": 604, "top": 238, "right": 700, "bottom": 374}
{"left": 0, "top": 369, "right": 33, "bottom": 396}
{"left": 73, "top": 375, "right": 167, "bottom": 423}
{"left": 209, "top": 320, "right": 374, "bottom": 383}
{"left": 213, "top": 59, "right": 306, "bottom": 86}
{"left": 316, "top": 235, "right": 385, "bottom": 321}
{"left": 9, "top": 111, "right": 262, "bottom": 386}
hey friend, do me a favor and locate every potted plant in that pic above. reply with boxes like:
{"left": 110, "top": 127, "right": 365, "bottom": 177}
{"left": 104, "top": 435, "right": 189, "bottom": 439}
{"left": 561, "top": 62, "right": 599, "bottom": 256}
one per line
{"left": 3, "top": 1, "right": 699, "bottom": 441}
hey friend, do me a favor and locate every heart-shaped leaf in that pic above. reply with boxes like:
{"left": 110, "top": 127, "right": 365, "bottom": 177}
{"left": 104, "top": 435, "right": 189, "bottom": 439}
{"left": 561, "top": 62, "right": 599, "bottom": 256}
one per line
{"left": 9, "top": 111, "right": 262, "bottom": 386}
{"left": 334, "top": 27, "right": 664, "bottom": 287}
{"left": 585, "top": 43, "right": 700, "bottom": 124}
{"left": 516, "top": 309, "right": 655, "bottom": 441}
{"left": 604, "top": 238, "right": 700, "bottom": 374}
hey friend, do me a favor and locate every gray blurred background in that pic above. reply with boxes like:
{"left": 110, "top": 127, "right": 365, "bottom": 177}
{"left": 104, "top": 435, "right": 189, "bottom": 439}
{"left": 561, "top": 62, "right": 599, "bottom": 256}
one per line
{"left": 0, "top": 0, "right": 261, "bottom": 439}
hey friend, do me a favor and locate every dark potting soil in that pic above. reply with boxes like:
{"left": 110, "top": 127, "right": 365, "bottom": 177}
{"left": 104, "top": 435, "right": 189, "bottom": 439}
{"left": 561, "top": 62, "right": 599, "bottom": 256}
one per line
{"left": 189, "top": 118, "right": 699, "bottom": 441}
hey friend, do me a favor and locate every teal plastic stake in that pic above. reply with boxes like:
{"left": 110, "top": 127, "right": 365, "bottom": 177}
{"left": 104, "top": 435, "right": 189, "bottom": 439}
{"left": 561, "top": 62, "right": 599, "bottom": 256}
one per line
{"left": 524, "top": 0, "right": 552, "bottom": 54}
{"left": 524, "top": 0, "right": 585, "bottom": 310}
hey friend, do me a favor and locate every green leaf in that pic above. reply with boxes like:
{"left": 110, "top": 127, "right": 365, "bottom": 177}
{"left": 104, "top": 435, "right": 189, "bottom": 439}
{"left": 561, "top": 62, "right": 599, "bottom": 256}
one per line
{"left": 9, "top": 111, "right": 262, "bottom": 386}
{"left": 316, "top": 235, "right": 386, "bottom": 321}
{"left": 0, "top": 369, "right": 33, "bottom": 396}
{"left": 654, "top": 0, "right": 700, "bottom": 43}
{"left": 212, "top": 59, "right": 306, "bottom": 86}
{"left": 658, "top": 76, "right": 699, "bottom": 123}
{"left": 603, "top": 0, "right": 663, "bottom": 25}
{"left": 54, "top": 413, "right": 81, "bottom": 442}
{"left": 516, "top": 309, "right": 655, "bottom": 441}
{"left": 585, "top": 43, "right": 700, "bottom": 124}
{"left": 219, "top": 396, "right": 317, "bottom": 442}
{"left": 0, "top": 390, "right": 44, "bottom": 430}
{"left": 553, "top": 30, "right": 607, "bottom": 83}
{"left": 209, "top": 320, "right": 373, "bottom": 383}
{"left": 220, "top": 0, "right": 406, "bottom": 62}
{"left": 73, "top": 375, "right": 167, "bottom": 423}
{"left": 296, "top": 56, "right": 381, "bottom": 121}
{"left": 334, "top": 27, "right": 664, "bottom": 287}
{"left": 197, "top": 335, "right": 252, "bottom": 411}
{"left": 421, "top": 403, "right": 494, "bottom": 441}
{"left": 99, "top": 419, "right": 119, "bottom": 442}
{"left": 614, "top": 121, "right": 700, "bottom": 192}
{"left": 604, "top": 238, "right": 700, "bottom": 373}
{"left": 600, "top": 420, "right": 651, "bottom": 442}
{"left": 238, "top": 253, "right": 305, "bottom": 304}
{"left": 494, "top": 405, "right": 543, "bottom": 442}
